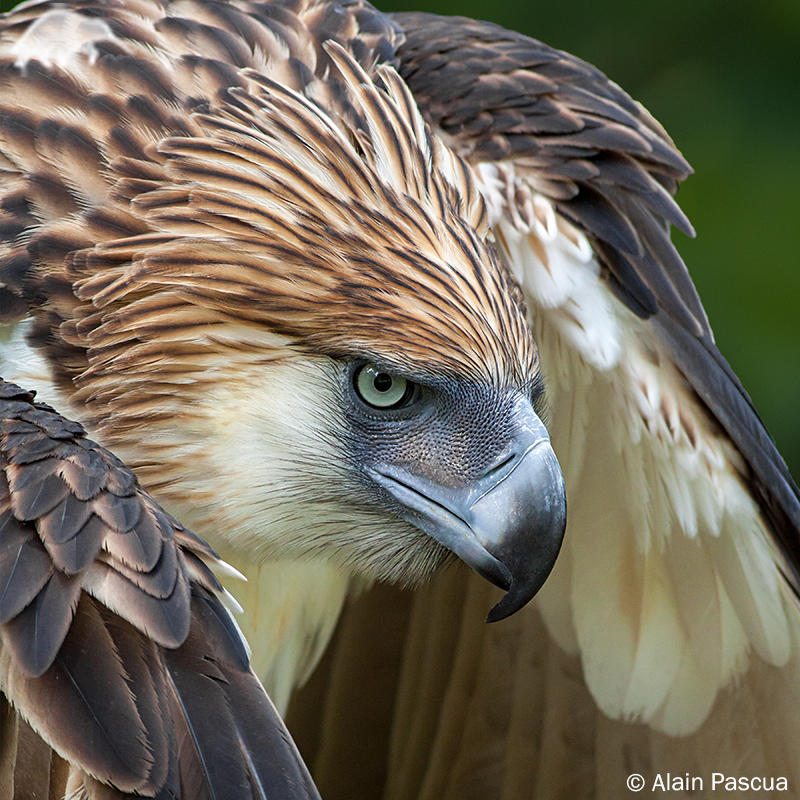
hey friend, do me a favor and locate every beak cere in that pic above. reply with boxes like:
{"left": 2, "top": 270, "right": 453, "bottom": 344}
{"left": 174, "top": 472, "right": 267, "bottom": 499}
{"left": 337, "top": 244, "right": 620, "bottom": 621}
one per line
{"left": 369, "top": 399, "right": 567, "bottom": 622}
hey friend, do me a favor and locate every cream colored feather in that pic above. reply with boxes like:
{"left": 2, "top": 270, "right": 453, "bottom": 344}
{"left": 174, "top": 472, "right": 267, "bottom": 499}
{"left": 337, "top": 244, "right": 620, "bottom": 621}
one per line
{"left": 472, "top": 164, "right": 799, "bottom": 738}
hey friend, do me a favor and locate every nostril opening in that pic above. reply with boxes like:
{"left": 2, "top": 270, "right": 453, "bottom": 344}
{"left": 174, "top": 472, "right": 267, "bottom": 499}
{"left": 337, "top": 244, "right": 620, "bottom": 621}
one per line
{"left": 483, "top": 452, "right": 516, "bottom": 479}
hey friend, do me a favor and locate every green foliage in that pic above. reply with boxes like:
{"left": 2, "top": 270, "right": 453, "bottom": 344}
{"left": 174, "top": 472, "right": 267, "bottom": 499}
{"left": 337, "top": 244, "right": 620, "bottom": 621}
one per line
{"left": 1, "top": 0, "right": 797, "bottom": 476}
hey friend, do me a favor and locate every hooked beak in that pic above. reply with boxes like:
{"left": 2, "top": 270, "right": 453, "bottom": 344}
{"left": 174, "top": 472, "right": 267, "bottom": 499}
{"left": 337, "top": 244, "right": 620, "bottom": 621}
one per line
{"left": 368, "top": 400, "right": 566, "bottom": 622}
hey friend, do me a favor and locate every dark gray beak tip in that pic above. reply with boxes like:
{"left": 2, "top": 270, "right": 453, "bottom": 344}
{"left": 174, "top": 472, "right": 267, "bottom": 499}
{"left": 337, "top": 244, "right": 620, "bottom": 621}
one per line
{"left": 483, "top": 505, "right": 567, "bottom": 622}
{"left": 485, "top": 594, "right": 521, "bottom": 624}
{"left": 484, "top": 551, "right": 561, "bottom": 623}
{"left": 477, "top": 438, "right": 567, "bottom": 623}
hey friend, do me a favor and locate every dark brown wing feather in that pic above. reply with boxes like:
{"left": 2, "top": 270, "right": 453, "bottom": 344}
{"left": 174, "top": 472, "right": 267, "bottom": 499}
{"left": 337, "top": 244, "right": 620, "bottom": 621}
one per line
{"left": 390, "top": 11, "right": 800, "bottom": 585}
{"left": 0, "top": 379, "right": 321, "bottom": 799}
{"left": 389, "top": 12, "right": 702, "bottom": 330}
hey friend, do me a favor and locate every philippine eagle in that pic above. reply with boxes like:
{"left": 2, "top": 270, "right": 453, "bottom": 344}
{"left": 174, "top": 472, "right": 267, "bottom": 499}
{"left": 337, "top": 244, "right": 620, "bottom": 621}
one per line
{"left": 0, "top": 1, "right": 798, "bottom": 798}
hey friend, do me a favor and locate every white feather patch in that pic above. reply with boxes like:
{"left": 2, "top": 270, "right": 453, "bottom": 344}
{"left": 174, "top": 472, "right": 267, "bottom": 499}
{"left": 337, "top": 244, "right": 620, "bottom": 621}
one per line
{"left": 8, "top": 9, "right": 118, "bottom": 71}
{"left": 0, "top": 321, "right": 66, "bottom": 409}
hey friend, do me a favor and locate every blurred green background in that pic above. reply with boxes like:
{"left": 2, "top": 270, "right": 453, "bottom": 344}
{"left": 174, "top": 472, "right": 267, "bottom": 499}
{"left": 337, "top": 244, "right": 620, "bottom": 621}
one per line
{"left": 1, "top": 0, "right": 798, "bottom": 478}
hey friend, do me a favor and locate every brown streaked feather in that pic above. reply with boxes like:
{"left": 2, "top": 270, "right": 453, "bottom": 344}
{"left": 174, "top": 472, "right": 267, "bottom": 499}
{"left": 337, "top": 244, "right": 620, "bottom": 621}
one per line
{"left": 0, "top": 0, "right": 400, "bottom": 332}
{"left": 1, "top": 8, "right": 534, "bottom": 475}
{"left": 0, "top": 1, "right": 536, "bottom": 481}
{"left": 96, "top": 61, "right": 526, "bottom": 369}
{"left": 0, "top": 379, "right": 321, "bottom": 799}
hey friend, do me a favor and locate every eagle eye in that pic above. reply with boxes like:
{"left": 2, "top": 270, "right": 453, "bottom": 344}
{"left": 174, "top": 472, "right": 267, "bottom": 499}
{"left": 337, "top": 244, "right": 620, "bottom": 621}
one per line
{"left": 354, "top": 364, "right": 416, "bottom": 410}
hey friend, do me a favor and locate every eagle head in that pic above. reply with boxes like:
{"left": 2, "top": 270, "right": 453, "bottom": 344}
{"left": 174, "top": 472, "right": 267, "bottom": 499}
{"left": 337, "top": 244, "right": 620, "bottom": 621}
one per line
{"left": 71, "top": 45, "right": 566, "bottom": 621}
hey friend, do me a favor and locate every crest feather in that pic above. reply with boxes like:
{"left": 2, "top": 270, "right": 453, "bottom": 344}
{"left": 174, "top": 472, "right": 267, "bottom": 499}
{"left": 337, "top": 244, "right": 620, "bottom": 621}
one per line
{"left": 74, "top": 42, "right": 535, "bottom": 397}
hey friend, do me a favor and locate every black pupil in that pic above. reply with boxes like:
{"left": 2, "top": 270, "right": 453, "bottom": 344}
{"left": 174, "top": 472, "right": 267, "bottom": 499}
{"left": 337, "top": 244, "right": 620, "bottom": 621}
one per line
{"left": 373, "top": 373, "right": 393, "bottom": 393}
